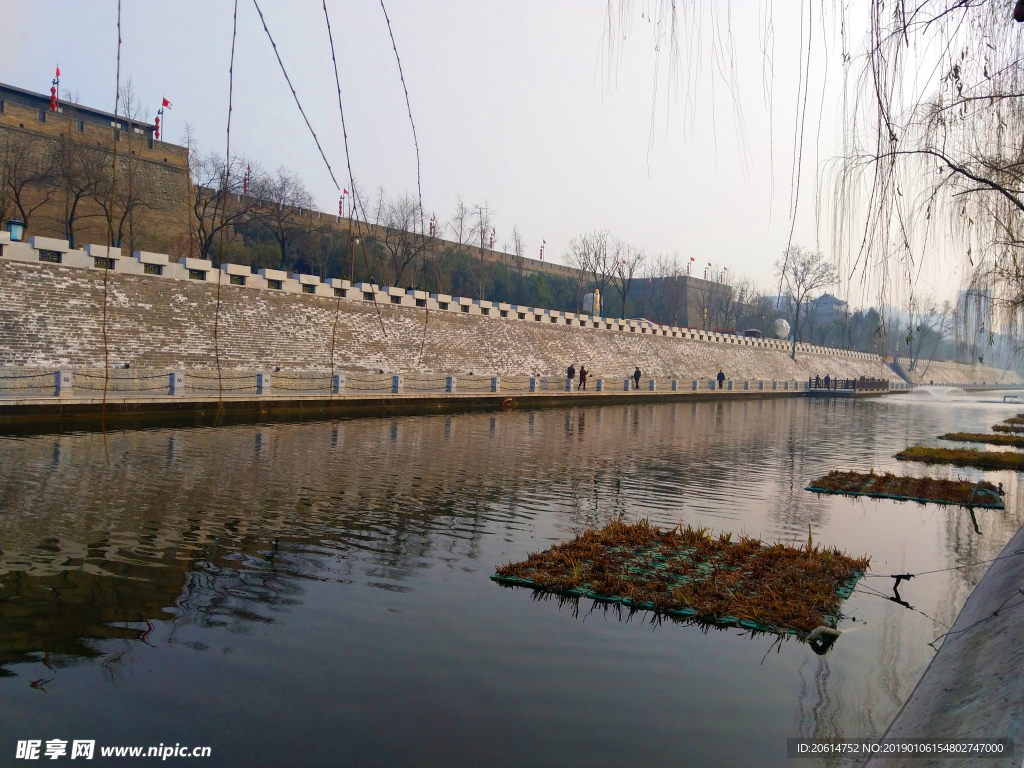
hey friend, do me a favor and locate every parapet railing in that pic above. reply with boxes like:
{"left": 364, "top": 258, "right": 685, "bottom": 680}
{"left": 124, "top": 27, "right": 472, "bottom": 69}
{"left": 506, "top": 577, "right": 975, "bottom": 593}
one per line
{"left": 0, "top": 367, "right": 925, "bottom": 400}
{"left": 808, "top": 377, "right": 891, "bottom": 391}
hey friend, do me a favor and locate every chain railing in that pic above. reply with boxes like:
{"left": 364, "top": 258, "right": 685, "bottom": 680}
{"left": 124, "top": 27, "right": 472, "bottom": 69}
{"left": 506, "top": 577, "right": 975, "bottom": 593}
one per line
{"left": 402, "top": 373, "right": 449, "bottom": 393}
{"left": 0, "top": 369, "right": 58, "bottom": 394}
{"left": 186, "top": 372, "right": 258, "bottom": 394}
{"left": 345, "top": 372, "right": 393, "bottom": 392}
{"left": 273, "top": 372, "right": 333, "bottom": 393}
{"left": 0, "top": 366, "right": 946, "bottom": 400}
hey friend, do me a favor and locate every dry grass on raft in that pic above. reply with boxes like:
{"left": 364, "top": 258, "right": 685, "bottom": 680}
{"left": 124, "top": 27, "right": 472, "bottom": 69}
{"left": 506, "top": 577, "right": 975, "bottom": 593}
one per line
{"left": 939, "top": 431, "right": 1024, "bottom": 448}
{"left": 1006, "top": 414, "right": 1024, "bottom": 425}
{"left": 808, "top": 470, "right": 1001, "bottom": 504}
{"left": 896, "top": 445, "right": 1024, "bottom": 471}
{"left": 993, "top": 424, "right": 1024, "bottom": 434}
{"left": 494, "top": 519, "right": 869, "bottom": 634}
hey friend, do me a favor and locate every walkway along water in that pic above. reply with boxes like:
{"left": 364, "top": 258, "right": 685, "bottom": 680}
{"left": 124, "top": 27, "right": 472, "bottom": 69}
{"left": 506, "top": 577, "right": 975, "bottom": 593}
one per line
{"left": 0, "top": 375, "right": 918, "bottom": 431}
{"left": 863, "top": 522, "right": 1024, "bottom": 767}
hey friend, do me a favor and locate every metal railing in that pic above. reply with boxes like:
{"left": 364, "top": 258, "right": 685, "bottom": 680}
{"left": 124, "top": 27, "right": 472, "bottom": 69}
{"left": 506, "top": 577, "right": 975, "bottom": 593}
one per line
{"left": 808, "top": 376, "right": 890, "bottom": 391}
{"left": 0, "top": 365, "right": 947, "bottom": 400}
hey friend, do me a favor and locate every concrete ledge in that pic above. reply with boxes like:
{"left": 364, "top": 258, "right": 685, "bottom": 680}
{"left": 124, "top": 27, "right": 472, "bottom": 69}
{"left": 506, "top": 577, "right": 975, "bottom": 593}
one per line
{"left": 0, "top": 388, "right": 815, "bottom": 433}
{"left": 864, "top": 523, "right": 1024, "bottom": 768}
{"left": 806, "top": 389, "right": 910, "bottom": 399}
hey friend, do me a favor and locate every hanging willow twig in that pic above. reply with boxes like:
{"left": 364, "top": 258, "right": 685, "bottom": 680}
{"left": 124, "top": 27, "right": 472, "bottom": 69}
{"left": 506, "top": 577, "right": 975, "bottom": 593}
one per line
{"left": 101, "top": 0, "right": 122, "bottom": 441}
{"left": 212, "top": 0, "right": 240, "bottom": 420}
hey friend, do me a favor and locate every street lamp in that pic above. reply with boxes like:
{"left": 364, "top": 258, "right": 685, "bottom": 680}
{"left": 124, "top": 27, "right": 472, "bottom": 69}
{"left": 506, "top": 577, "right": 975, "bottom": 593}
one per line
{"left": 350, "top": 236, "right": 361, "bottom": 283}
{"left": 4, "top": 220, "right": 26, "bottom": 242}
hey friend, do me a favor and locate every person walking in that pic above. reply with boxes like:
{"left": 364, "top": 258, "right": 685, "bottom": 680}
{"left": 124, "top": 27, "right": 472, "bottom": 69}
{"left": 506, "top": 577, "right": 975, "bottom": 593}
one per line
{"left": 633, "top": 366, "right": 642, "bottom": 390}
{"left": 717, "top": 370, "right": 726, "bottom": 389}
{"left": 579, "top": 366, "right": 588, "bottom": 391}
{"left": 824, "top": 374, "right": 831, "bottom": 389}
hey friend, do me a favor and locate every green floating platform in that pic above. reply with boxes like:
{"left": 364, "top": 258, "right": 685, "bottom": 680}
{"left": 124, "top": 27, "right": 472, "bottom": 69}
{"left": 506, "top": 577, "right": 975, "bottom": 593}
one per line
{"left": 805, "top": 471, "right": 1005, "bottom": 509}
{"left": 492, "top": 526, "right": 865, "bottom": 638}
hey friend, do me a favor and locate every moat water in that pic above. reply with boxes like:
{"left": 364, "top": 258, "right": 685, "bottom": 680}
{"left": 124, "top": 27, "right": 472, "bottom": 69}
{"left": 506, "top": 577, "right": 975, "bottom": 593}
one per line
{"left": 1, "top": 394, "right": 1021, "bottom": 767}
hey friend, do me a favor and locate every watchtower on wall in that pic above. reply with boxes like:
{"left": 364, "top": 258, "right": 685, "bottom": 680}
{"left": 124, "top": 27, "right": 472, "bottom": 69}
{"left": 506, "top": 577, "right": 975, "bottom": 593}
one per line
{"left": 0, "top": 82, "right": 190, "bottom": 252}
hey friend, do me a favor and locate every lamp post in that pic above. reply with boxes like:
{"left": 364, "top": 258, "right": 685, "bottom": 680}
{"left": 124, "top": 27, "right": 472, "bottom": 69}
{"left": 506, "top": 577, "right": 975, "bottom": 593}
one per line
{"left": 349, "top": 236, "right": 360, "bottom": 283}
{"left": 4, "top": 220, "right": 26, "bottom": 242}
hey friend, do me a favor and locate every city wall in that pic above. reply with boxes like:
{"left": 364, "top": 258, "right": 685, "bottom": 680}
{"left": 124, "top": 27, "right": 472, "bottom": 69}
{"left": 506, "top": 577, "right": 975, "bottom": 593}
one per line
{"left": 0, "top": 238, "right": 903, "bottom": 384}
{"left": 0, "top": 96, "right": 576, "bottom": 282}
{"left": 0, "top": 99, "right": 190, "bottom": 254}
{"left": 897, "top": 358, "right": 1023, "bottom": 387}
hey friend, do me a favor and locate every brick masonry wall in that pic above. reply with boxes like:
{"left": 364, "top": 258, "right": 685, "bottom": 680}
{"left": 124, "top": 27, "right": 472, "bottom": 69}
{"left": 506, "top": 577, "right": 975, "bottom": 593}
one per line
{"left": 0, "top": 260, "right": 899, "bottom": 381}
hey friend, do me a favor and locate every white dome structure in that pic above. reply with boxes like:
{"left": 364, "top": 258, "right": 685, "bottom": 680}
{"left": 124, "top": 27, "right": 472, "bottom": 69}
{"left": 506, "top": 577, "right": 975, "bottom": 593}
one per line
{"left": 772, "top": 318, "right": 791, "bottom": 339}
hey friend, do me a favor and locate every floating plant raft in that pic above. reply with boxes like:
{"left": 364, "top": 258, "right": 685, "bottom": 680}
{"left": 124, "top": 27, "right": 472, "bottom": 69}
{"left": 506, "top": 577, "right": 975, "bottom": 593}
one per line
{"left": 939, "top": 432, "right": 1024, "bottom": 448}
{"left": 491, "top": 519, "right": 867, "bottom": 636}
{"left": 806, "top": 470, "right": 1004, "bottom": 509}
{"left": 993, "top": 424, "right": 1024, "bottom": 434}
{"left": 1006, "top": 414, "right": 1024, "bottom": 425}
{"left": 896, "top": 446, "right": 1024, "bottom": 471}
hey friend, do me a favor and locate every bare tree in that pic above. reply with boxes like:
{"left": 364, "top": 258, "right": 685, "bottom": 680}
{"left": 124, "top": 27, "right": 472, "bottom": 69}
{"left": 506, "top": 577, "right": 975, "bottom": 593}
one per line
{"left": 89, "top": 84, "right": 156, "bottom": 252}
{"left": 611, "top": 238, "right": 645, "bottom": 317}
{"left": 906, "top": 296, "right": 952, "bottom": 373}
{"left": 739, "top": 288, "right": 778, "bottom": 336}
{"left": 774, "top": 245, "right": 837, "bottom": 359}
{"left": 374, "top": 190, "right": 429, "bottom": 287}
{"left": 508, "top": 225, "right": 527, "bottom": 302}
{"left": 1, "top": 130, "right": 57, "bottom": 236}
{"left": 564, "top": 234, "right": 595, "bottom": 313}
{"left": 308, "top": 229, "right": 347, "bottom": 279}
{"left": 731, "top": 276, "right": 759, "bottom": 331}
{"left": 571, "top": 230, "right": 615, "bottom": 304}
{"left": 52, "top": 107, "right": 106, "bottom": 247}
{"left": 447, "top": 195, "right": 473, "bottom": 250}
{"left": 117, "top": 81, "right": 152, "bottom": 253}
{"left": 182, "top": 127, "right": 262, "bottom": 264}
{"left": 710, "top": 269, "right": 738, "bottom": 331}
{"left": 471, "top": 202, "right": 494, "bottom": 298}
{"left": 659, "top": 254, "right": 689, "bottom": 326}
{"left": 250, "top": 167, "right": 317, "bottom": 270}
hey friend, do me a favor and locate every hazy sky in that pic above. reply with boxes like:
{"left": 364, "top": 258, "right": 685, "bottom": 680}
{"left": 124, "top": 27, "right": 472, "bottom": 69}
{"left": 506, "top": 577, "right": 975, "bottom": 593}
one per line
{"left": 2, "top": 1, "right": 926, "bottom": 299}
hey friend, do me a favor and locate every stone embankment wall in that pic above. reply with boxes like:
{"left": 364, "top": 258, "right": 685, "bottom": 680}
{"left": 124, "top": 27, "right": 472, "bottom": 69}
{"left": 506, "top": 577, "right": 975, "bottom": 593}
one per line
{"left": 898, "top": 358, "right": 1023, "bottom": 387}
{"left": 0, "top": 258, "right": 896, "bottom": 384}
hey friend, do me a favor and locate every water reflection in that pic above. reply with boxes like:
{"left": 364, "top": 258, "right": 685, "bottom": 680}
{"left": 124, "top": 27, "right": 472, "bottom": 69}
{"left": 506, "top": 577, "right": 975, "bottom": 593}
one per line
{"left": 0, "top": 396, "right": 1020, "bottom": 766}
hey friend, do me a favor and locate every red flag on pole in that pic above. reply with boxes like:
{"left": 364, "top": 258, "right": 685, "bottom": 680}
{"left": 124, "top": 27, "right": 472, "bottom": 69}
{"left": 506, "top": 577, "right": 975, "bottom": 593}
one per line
{"left": 162, "top": 98, "right": 172, "bottom": 108}
{"left": 55, "top": 66, "right": 61, "bottom": 77}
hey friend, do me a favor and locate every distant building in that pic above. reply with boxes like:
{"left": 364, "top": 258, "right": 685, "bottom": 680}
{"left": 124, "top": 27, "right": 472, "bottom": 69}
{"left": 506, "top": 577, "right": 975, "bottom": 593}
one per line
{"left": 813, "top": 293, "right": 847, "bottom": 316}
{"left": 631, "top": 273, "right": 733, "bottom": 329}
